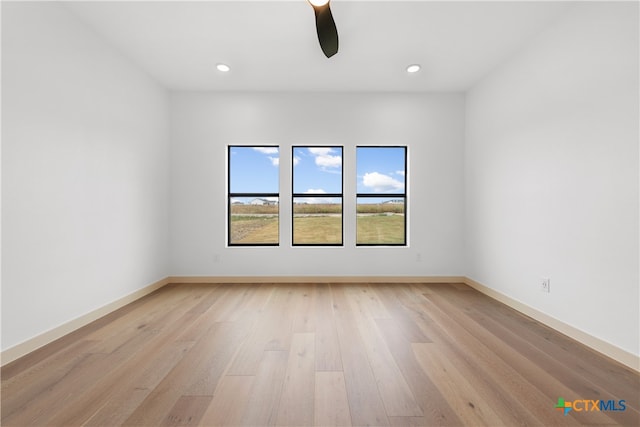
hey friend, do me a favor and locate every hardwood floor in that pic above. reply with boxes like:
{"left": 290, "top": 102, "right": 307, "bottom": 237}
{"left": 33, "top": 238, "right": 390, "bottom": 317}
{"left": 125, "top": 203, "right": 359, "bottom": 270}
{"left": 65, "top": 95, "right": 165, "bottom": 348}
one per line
{"left": 2, "top": 283, "right": 639, "bottom": 426}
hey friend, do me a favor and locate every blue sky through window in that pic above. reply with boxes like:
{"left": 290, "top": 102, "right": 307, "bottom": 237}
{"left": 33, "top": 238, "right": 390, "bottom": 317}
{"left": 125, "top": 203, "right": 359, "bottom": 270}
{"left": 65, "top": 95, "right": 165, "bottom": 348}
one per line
{"left": 230, "top": 146, "right": 405, "bottom": 201}
{"left": 356, "top": 147, "right": 406, "bottom": 197}
{"left": 293, "top": 147, "right": 342, "bottom": 196}
{"left": 229, "top": 146, "right": 279, "bottom": 194}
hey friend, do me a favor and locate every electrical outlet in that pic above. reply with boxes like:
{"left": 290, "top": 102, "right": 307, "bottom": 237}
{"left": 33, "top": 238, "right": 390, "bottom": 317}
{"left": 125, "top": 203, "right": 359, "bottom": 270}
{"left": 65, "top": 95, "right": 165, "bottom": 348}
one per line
{"left": 541, "top": 277, "right": 550, "bottom": 293}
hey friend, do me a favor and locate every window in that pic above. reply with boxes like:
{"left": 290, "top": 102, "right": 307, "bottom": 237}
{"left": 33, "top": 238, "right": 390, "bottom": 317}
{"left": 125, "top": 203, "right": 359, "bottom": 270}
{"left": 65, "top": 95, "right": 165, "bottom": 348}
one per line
{"left": 228, "top": 146, "right": 279, "bottom": 246}
{"left": 356, "top": 146, "right": 407, "bottom": 246}
{"left": 292, "top": 146, "right": 343, "bottom": 245}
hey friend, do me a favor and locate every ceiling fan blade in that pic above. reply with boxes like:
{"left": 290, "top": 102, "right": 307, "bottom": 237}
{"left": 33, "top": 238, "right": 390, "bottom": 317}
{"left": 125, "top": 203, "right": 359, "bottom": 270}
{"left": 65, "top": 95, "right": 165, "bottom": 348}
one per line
{"left": 312, "top": 2, "right": 339, "bottom": 58}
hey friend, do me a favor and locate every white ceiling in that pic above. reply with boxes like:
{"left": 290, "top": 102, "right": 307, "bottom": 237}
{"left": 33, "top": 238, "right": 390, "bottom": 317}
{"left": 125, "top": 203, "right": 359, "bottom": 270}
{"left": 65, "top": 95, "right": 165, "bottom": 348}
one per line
{"left": 65, "top": 0, "right": 574, "bottom": 92}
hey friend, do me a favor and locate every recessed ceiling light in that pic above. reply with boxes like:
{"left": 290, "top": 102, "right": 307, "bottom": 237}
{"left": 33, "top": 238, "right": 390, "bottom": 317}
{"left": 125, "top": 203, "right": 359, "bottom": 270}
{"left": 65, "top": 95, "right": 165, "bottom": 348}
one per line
{"left": 308, "top": 0, "right": 330, "bottom": 6}
{"left": 216, "top": 63, "right": 230, "bottom": 72}
{"left": 406, "top": 64, "right": 421, "bottom": 73}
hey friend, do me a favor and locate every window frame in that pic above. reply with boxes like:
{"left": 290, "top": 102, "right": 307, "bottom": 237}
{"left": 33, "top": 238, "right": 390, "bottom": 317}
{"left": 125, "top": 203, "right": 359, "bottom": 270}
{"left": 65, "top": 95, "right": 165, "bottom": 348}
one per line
{"left": 227, "top": 145, "right": 280, "bottom": 247}
{"left": 356, "top": 145, "right": 407, "bottom": 247}
{"left": 291, "top": 145, "right": 344, "bottom": 247}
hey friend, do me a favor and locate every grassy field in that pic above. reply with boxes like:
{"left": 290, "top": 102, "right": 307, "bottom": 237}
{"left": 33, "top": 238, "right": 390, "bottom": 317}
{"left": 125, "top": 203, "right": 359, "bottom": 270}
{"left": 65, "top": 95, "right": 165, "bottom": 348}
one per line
{"left": 291, "top": 203, "right": 404, "bottom": 214}
{"left": 356, "top": 214, "right": 405, "bottom": 244}
{"left": 357, "top": 203, "right": 404, "bottom": 214}
{"left": 231, "top": 203, "right": 403, "bottom": 215}
{"left": 229, "top": 204, "right": 279, "bottom": 244}
{"left": 230, "top": 203, "right": 404, "bottom": 244}
{"left": 231, "top": 204, "right": 278, "bottom": 214}
{"left": 293, "top": 216, "right": 342, "bottom": 244}
{"left": 230, "top": 216, "right": 279, "bottom": 244}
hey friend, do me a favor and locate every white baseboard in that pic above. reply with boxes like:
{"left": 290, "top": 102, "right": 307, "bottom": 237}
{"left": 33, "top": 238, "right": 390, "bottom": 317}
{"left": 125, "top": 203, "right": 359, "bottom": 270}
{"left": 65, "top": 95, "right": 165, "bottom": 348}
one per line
{"left": 464, "top": 277, "right": 640, "bottom": 372}
{"left": 168, "top": 275, "right": 467, "bottom": 284}
{"left": 3, "top": 275, "right": 637, "bottom": 373}
{"left": 1, "top": 277, "right": 170, "bottom": 366}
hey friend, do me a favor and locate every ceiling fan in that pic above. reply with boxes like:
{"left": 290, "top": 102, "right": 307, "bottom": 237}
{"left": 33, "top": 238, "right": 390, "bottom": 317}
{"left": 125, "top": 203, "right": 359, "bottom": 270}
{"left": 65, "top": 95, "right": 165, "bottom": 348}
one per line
{"left": 308, "top": 0, "right": 339, "bottom": 58}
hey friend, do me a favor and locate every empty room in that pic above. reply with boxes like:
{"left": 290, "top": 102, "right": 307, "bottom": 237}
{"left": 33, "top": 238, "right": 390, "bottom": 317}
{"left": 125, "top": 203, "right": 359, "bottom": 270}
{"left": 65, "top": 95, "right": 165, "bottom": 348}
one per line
{"left": 1, "top": 0, "right": 638, "bottom": 426}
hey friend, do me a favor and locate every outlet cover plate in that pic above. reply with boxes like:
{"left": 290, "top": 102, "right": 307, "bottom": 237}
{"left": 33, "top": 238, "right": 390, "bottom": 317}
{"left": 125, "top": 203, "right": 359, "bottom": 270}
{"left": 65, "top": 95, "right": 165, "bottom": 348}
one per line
{"left": 541, "top": 277, "right": 550, "bottom": 293}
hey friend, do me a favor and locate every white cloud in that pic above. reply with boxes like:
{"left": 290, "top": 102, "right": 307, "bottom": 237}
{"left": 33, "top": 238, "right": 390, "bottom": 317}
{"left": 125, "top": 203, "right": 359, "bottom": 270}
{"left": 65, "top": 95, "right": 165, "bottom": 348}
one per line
{"left": 293, "top": 156, "right": 301, "bottom": 166}
{"left": 308, "top": 147, "right": 333, "bottom": 156}
{"left": 395, "top": 170, "right": 405, "bottom": 176}
{"left": 362, "top": 172, "right": 404, "bottom": 193}
{"left": 297, "top": 198, "right": 340, "bottom": 204}
{"left": 315, "top": 155, "right": 341, "bottom": 168}
{"left": 294, "top": 189, "right": 336, "bottom": 204}
{"left": 253, "top": 147, "right": 278, "bottom": 155}
{"left": 308, "top": 147, "right": 341, "bottom": 169}
{"left": 249, "top": 147, "right": 279, "bottom": 167}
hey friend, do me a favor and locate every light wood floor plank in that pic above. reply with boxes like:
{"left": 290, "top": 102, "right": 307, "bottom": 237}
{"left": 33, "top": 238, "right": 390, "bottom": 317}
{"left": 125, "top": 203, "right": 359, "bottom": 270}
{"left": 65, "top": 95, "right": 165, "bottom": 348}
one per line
{"left": 331, "top": 285, "right": 391, "bottom": 426}
{"left": 241, "top": 350, "right": 289, "bottom": 426}
{"left": 346, "top": 283, "right": 391, "bottom": 319}
{"left": 388, "top": 314, "right": 538, "bottom": 427}
{"left": 370, "top": 285, "right": 431, "bottom": 344}
{"left": 314, "top": 283, "right": 342, "bottom": 371}
{"left": 375, "top": 313, "right": 464, "bottom": 425}
{"left": 83, "top": 340, "right": 195, "bottom": 427}
{"left": 392, "top": 286, "right": 546, "bottom": 426}
{"left": 217, "top": 283, "right": 272, "bottom": 323}
{"left": 387, "top": 416, "right": 434, "bottom": 427}
{"left": 263, "top": 285, "right": 296, "bottom": 351}
{"left": 226, "top": 285, "right": 294, "bottom": 375}
{"left": 122, "top": 320, "right": 248, "bottom": 426}
{"left": 418, "top": 288, "right": 586, "bottom": 427}
{"left": 346, "top": 284, "right": 423, "bottom": 417}
{"left": 173, "top": 286, "right": 236, "bottom": 342}
{"left": 291, "top": 284, "right": 317, "bottom": 333}
{"left": 460, "top": 294, "right": 640, "bottom": 425}
{"left": 162, "top": 395, "right": 211, "bottom": 427}
{"left": 389, "top": 286, "right": 544, "bottom": 427}
{"left": 198, "top": 375, "right": 254, "bottom": 427}
{"left": 314, "top": 371, "right": 352, "bottom": 427}
{"left": 276, "top": 332, "right": 316, "bottom": 426}
{"left": 2, "top": 353, "right": 109, "bottom": 426}
{"left": 86, "top": 284, "right": 209, "bottom": 345}
{"left": 1, "top": 339, "right": 99, "bottom": 418}
{"left": 2, "top": 282, "right": 638, "bottom": 427}
{"left": 44, "top": 308, "right": 203, "bottom": 427}
{"left": 449, "top": 286, "right": 640, "bottom": 414}
{"left": 413, "top": 342, "right": 506, "bottom": 426}
{"left": 5, "top": 294, "right": 205, "bottom": 427}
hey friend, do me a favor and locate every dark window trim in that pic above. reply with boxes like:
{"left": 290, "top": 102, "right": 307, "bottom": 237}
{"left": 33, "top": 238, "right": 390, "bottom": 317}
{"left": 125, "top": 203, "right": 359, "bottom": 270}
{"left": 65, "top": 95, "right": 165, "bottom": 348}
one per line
{"left": 356, "top": 146, "right": 407, "bottom": 247}
{"left": 227, "top": 145, "right": 280, "bottom": 247}
{"left": 292, "top": 145, "right": 344, "bottom": 247}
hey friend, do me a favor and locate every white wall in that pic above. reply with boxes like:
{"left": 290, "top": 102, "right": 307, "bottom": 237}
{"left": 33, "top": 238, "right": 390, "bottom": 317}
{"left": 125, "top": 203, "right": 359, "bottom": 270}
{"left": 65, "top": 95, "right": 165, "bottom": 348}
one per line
{"left": 4, "top": 0, "right": 635, "bottom": 364}
{"left": 170, "top": 92, "right": 465, "bottom": 277}
{"left": 465, "top": 2, "right": 639, "bottom": 356}
{"left": 1, "top": 2, "right": 170, "bottom": 351}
